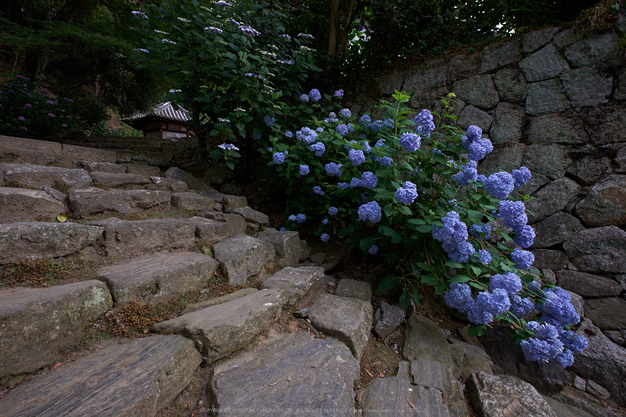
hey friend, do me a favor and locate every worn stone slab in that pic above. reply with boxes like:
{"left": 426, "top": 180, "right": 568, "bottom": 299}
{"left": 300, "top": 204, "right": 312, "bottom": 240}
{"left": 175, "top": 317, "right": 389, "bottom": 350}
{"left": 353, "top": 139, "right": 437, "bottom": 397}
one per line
{"left": 0, "top": 135, "right": 62, "bottom": 155}
{"left": 453, "top": 75, "right": 499, "bottom": 109}
{"left": 525, "top": 79, "right": 571, "bottom": 116}
{"left": 88, "top": 218, "right": 196, "bottom": 258}
{"left": 182, "top": 288, "right": 258, "bottom": 314}
{"left": 523, "top": 27, "right": 561, "bottom": 53}
{"left": 147, "top": 177, "right": 188, "bottom": 192}
{"left": 171, "top": 192, "right": 214, "bottom": 212}
{"left": 208, "top": 333, "right": 359, "bottom": 417}
{"left": 584, "top": 298, "right": 626, "bottom": 330}
{"left": 97, "top": 252, "right": 217, "bottom": 307}
{"left": 563, "top": 226, "right": 626, "bottom": 273}
{"left": 542, "top": 396, "right": 594, "bottom": 417}
{"left": 527, "top": 114, "right": 588, "bottom": 145}
{"left": 571, "top": 319, "right": 626, "bottom": 407}
{"left": 256, "top": 228, "right": 302, "bottom": 268}
{"left": 361, "top": 377, "right": 451, "bottom": 417}
{"left": 188, "top": 216, "right": 232, "bottom": 246}
{"left": 520, "top": 44, "right": 570, "bottom": 82}
{"left": 480, "top": 42, "right": 518, "bottom": 73}
{"left": 403, "top": 315, "right": 456, "bottom": 372}
{"left": 411, "top": 358, "right": 468, "bottom": 416}
{"left": 377, "top": 70, "right": 406, "bottom": 95}
{"left": 0, "top": 163, "right": 92, "bottom": 189}
{"left": 523, "top": 144, "right": 572, "bottom": 179}
{"left": 308, "top": 293, "right": 372, "bottom": 360}
{"left": 556, "top": 270, "right": 623, "bottom": 298}
{"left": 222, "top": 194, "right": 247, "bottom": 212}
{"left": 490, "top": 102, "right": 525, "bottom": 146}
{"left": 616, "top": 67, "right": 626, "bottom": 101}
{"left": 0, "top": 187, "right": 66, "bottom": 223}
{"left": 449, "top": 339, "right": 493, "bottom": 382}
{"left": 564, "top": 33, "right": 624, "bottom": 71}
{"left": 61, "top": 143, "right": 117, "bottom": 164}
{"left": 68, "top": 187, "right": 171, "bottom": 217}
{"left": 261, "top": 266, "right": 325, "bottom": 302}
{"left": 0, "top": 335, "right": 201, "bottom": 417}
{"left": 586, "top": 102, "right": 626, "bottom": 145}
{"left": 447, "top": 52, "right": 480, "bottom": 81}
{"left": 90, "top": 171, "right": 152, "bottom": 188}
{"left": 335, "top": 278, "right": 372, "bottom": 301}
{"left": 531, "top": 212, "right": 585, "bottom": 248}
{"left": 124, "top": 164, "right": 162, "bottom": 176}
{"left": 230, "top": 206, "right": 269, "bottom": 226}
{"left": 575, "top": 175, "right": 626, "bottom": 227}
{"left": 153, "top": 288, "right": 287, "bottom": 364}
{"left": 403, "top": 59, "right": 447, "bottom": 91}
{"left": 554, "top": 29, "right": 582, "bottom": 48}
{"left": 374, "top": 301, "right": 405, "bottom": 340}
{"left": 493, "top": 68, "right": 527, "bottom": 103}
{"left": 566, "top": 152, "right": 611, "bottom": 186}
{"left": 467, "top": 372, "right": 558, "bottom": 417}
{"left": 525, "top": 178, "right": 581, "bottom": 223}
{"left": 0, "top": 222, "right": 103, "bottom": 264}
{"left": 0, "top": 280, "right": 112, "bottom": 378}
{"left": 532, "top": 249, "right": 569, "bottom": 270}
{"left": 479, "top": 144, "right": 525, "bottom": 174}
{"left": 561, "top": 67, "right": 613, "bottom": 108}
{"left": 213, "top": 233, "right": 275, "bottom": 286}
{"left": 165, "top": 167, "right": 212, "bottom": 192}
{"left": 456, "top": 105, "right": 492, "bottom": 132}
{"left": 79, "top": 161, "right": 126, "bottom": 173}
{"left": 197, "top": 211, "right": 247, "bottom": 236}
{"left": 0, "top": 144, "right": 62, "bottom": 167}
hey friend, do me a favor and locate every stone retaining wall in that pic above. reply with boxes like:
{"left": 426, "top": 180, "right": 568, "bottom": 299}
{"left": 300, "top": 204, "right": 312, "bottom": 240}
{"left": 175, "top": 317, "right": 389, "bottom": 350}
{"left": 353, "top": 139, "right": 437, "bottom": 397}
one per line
{"left": 346, "top": 26, "right": 626, "bottom": 336}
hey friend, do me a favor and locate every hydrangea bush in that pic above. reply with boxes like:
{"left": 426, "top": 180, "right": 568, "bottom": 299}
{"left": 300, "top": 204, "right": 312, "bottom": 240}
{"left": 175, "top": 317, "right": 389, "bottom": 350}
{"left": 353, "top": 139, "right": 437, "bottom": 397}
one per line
{"left": 262, "top": 89, "right": 587, "bottom": 367}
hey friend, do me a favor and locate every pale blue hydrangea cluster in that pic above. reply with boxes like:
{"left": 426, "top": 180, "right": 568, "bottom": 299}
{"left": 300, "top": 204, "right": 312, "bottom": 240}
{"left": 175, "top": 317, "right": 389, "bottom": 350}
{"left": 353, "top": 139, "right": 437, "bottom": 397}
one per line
{"left": 511, "top": 248, "right": 535, "bottom": 270}
{"left": 296, "top": 127, "right": 317, "bottom": 144}
{"left": 395, "top": 181, "right": 418, "bottom": 204}
{"left": 316, "top": 127, "right": 323, "bottom": 133}
{"left": 299, "top": 165, "right": 309, "bottom": 175}
{"left": 325, "top": 112, "right": 338, "bottom": 124}
{"left": 359, "top": 171, "right": 378, "bottom": 189}
{"left": 357, "top": 201, "right": 381, "bottom": 223}
{"left": 414, "top": 109, "right": 435, "bottom": 138}
{"left": 264, "top": 113, "right": 274, "bottom": 127}
{"left": 309, "top": 89, "right": 321, "bottom": 102}
{"left": 328, "top": 206, "right": 338, "bottom": 216}
{"left": 339, "top": 108, "right": 351, "bottom": 118}
{"left": 380, "top": 156, "right": 393, "bottom": 166}
{"left": 320, "top": 233, "right": 330, "bottom": 242}
{"left": 285, "top": 131, "right": 293, "bottom": 138}
{"left": 337, "top": 182, "right": 348, "bottom": 190}
{"left": 349, "top": 149, "right": 365, "bottom": 166}
{"left": 360, "top": 141, "right": 371, "bottom": 154}
{"left": 322, "top": 219, "right": 329, "bottom": 225}
{"left": 432, "top": 211, "right": 475, "bottom": 263}
{"left": 453, "top": 160, "right": 478, "bottom": 186}
{"left": 483, "top": 172, "right": 515, "bottom": 200}
{"left": 325, "top": 162, "right": 343, "bottom": 176}
{"left": 359, "top": 115, "right": 371, "bottom": 125}
{"left": 299, "top": 94, "right": 309, "bottom": 102}
{"left": 336, "top": 124, "right": 349, "bottom": 136}
{"left": 469, "top": 223, "right": 490, "bottom": 240}
{"left": 368, "top": 245, "right": 379, "bottom": 255}
{"left": 512, "top": 166, "right": 531, "bottom": 188}
{"left": 310, "top": 142, "right": 325, "bottom": 157}
{"left": 334, "top": 89, "right": 344, "bottom": 98}
{"left": 374, "top": 139, "right": 386, "bottom": 148}
{"left": 313, "top": 186, "right": 324, "bottom": 196}
{"left": 272, "top": 152, "right": 285, "bottom": 164}
{"left": 461, "top": 125, "right": 493, "bottom": 162}
{"left": 288, "top": 213, "right": 306, "bottom": 223}
{"left": 477, "top": 249, "right": 492, "bottom": 265}
{"left": 400, "top": 132, "right": 421, "bottom": 152}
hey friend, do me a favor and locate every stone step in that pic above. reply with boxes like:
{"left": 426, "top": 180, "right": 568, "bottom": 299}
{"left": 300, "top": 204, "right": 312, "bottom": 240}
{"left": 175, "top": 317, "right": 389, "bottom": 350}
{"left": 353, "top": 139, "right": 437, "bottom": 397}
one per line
{"left": 196, "top": 211, "right": 247, "bottom": 236}
{"left": 261, "top": 266, "right": 325, "bottom": 305}
{"left": 79, "top": 160, "right": 127, "bottom": 173}
{"left": 0, "top": 335, "right": 201, "bottom": 417}
{"left": 207, "top": 333, "right": 359, "bottom": 416}
{"left": 0, "top": 162, "right": 92, "bottom": 189}
{"left": 188, "top": 216, "right": 234, "bottom": 247}
{"left": 256, "top": 228, "right": 303, "bottom": 268}
{"left": 87, "top": 217, "right": 196, "bottom": 258}
{"left": 213, "top": 233, "right": 276, "bottom": 285}
{"left": 68, "top": 187, "right": 171, "bottom": 217}
{"left": 0, "top": 280, "right": 112, "bottom": 379}
{"left": 171, "top": 192, "right": 215, "bottom": 212}
{"left": 97, "top": 251, "right": 217, "bottom": 307}
{"left": 152, "top": 288, "right": 288, "bottom": 364}
{"left": 0, "top": 222, "right": 103, "bottom": 265}
{"left": 0, "top": 187, "right": 66, "bottom": 223}
{"left": 90, "top": 171, "right": 152, "bottom": 188}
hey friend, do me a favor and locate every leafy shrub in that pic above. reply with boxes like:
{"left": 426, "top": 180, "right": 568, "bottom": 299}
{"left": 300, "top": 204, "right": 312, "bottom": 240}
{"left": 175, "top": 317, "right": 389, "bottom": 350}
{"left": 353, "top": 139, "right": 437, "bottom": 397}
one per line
{"left": 263, "top": 89, "right": 587, "bottom": 367}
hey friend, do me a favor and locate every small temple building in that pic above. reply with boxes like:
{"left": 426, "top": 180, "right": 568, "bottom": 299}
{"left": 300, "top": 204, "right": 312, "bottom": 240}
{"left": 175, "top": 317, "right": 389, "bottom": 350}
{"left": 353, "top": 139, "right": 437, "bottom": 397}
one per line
{"left": 124, "top": 102, "right": 194, "bottom": 139}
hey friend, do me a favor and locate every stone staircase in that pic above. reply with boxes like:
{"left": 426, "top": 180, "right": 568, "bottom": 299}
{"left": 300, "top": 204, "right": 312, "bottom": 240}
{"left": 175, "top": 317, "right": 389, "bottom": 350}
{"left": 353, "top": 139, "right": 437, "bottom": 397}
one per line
{"left": 0, "top": 134, "right": 624, "bottom": 417}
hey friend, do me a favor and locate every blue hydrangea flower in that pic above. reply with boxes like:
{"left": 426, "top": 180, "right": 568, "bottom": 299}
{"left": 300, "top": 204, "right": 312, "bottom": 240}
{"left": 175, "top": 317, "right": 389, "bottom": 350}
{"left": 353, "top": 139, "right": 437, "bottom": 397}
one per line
{"left": 310, "top": 142, "right": 326, "bottom": 157}
{"left": 556, "top": 349, "right": 574, "bottom": 368}
{"left": 511, "top": 248, "right": 534, "bottom": 270}
{"left": 339, "top": 108, "right": 351, "bottom": 118}
{"left": 334, "top": 89, "right": 344, "bottom": 98}
{"left": 357, "top": 201, "right": 382, "bottom": 223}
{"left": 296, "top": 213, "right": 306, "bottom": 223}
{"left": 349, "top": 177, "right": 362, "bottom": 188}
{"left": 559, "top": 330, "right": 588, "bottom": 353}
{"left": 337, "top": 182, "right": 349, "bottom": 190}
{"left": 453, "top": 160, "right": 478, "bottom": 186}
{"left": 433, "top": 211, "right": 469, "bottom": 248}
{"left": 320, "top": 233, "right": 330, "bottom": 242}
{"left": 313, "top": 186, "right": 324, "bottom": 195}
{"left": 368, "top": 245, "right": 379, "bottom": 255}
{"left": 468, "top": 138, "right": 493, "bottom": 161}
{"left": 299, "top": 165, "right": 309, "bottom": 175}
{"left": 316, "top": 127, "right": 324, "bottom": 133}
{"left": 489, "top": 272, "right": 522, "bottom": 295}
{"left": 360, "top": 171, "right": 378, "bottom": 189}
{"left": 374, "top": 139, "right": 386, "bottom": 148}
{"left": 400, "top": 133, "right": 421, "bottom": 152}
{"left": 325, "top": 116, "right": 339, "bottom": 124}
{"left": 537, "top": 287, "right": 580, "bottom": 328}
{"left": 395, "top": 181, "right": 418, "bottom": 204}
{"left": 297, "top": 127, "right": 318, "bottom": 144}
{"left": 514, "top": 225, "right": 535, "bottom": 248}
{"left": 444, "top": 282, "right": 473, "bottom": 312}
{"left": 328, "top": 206, "right": 338, "bottom": 216}
{"left": 299, "top": 94, "right": 309, "bottom": 102}
{"left": 266, "top": 147, "right": 273, "bottom": 152}
{"left": 252, "top": 132, "right": 262, "bottom": 140}
{"left": 484, "top": 172, "right": 516, "bottom": 200}
{"left": 272, "top": 153, "right": 285, "bottom": 164}
{"left": 499, "top": 200, "right": 528, "bottom": 229}
{"left": 285, "top": 131, "right": 293, "bottom": 138}
{"left": 360, "top": 115, "right": 371, "bottom": 125}
{"left": 460, "top": 136, "right": 471, "bottom": 149}
{"left": 448, "top": 241, "right": 475, "bottom": 263}
{"left": 521, "top": 321, "right": 565, "bottom": 364}
{"left": 509, "top": 295, "right": 535, "bottom": 318}
{"left": 279, "top": 227, "right": 286, "bottom": 231}
{"left": 466, "top": 125, "right": 482, "bottom": 142}
{"left": 325, "top": 162, "right": 343, "bottom": 177}
{"left": 360, "top": 141, "right": 371, "bottom": 154}
{"left": 380, "top": 156, "right": 393, "bottom": 166}
{"left": 414, "top": 109, "right": 435, "bottom": 138}
{"left": 264, "top": 113, "right": 274, "bottom": 127}
{"left": 336, "top": 124, "right": 349, "bottom": 136}
{"left": 478, "top": 249, "right": 492, "bottom": 265}
{"left": 512, "top": 166, "right": 532, "bottom": 188}
{"left": 349, "top": 149, "right": 365, "bottom": 166}
{"left": 469, "top": 223, "right": 491, "bottom": 240}
{"left": 322, "top": 219, "right": 329, "bottom": 225}
{"left": 309, "top": 89, "right": 321, "bottom": 102}
{"left": 288, "top": 214, "right": 297, "bottom": 222}
{"left": 467, "top": 302, "right": 494, "bottom": 325}
{"left": 477, "top": 288, "right": 511, "bottom": 316}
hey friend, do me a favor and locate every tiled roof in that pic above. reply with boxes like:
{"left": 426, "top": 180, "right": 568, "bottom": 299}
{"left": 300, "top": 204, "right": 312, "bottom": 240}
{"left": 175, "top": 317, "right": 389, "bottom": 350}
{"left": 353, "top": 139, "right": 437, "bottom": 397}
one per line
{"left": 125, "top": 102, "right": 191, "bottom": 123}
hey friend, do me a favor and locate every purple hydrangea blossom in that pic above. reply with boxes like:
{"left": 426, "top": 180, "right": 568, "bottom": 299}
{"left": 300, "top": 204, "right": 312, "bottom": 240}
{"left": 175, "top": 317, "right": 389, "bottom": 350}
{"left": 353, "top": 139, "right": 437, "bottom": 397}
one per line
{"left": 299, "top": 165, "right": 310, "bottom": 175}
{"left": 272, "top": 153, "right": 285, "bottom": 164}
{"left": 466, "top": 125, "right": 482, "bottom": 142}
{"left": 320, "top": 233, "right": 330, "bottom": 242}
{"left": 476, "top": 289, "right": 511, "bottom": 316}
{"left": 288, "top": 215, "right": 297, "bottom": 222}
{"left": 334, "top": 89, "right": 344, "bottom": 98}
{"left": 559, "top": 330, "right": 588, "bottom": 353}
{"left": 264, "top": 113, "right": 274, "bottom": 127}
{"left": 360, "top": 115, "right": 371, "bottom": 125}
{"left": 400, "top": 133, "right": 421, "bottom": 152}
{"left": 310, "top": 142, "right": 326, "bottom": 156}
{"left": 432, "top": 211, "right": 469, "bottom": 249}
{"left": 368, "top": 245, "right": 379, "bottom": 255}
{"left": 499, "top": 200, "right": 528, "bottom": 229}
{"left": 360, "top": 141, "right": 371, "bottom": 154}
{"left": 374, "top": 139, "right": 386, "bottom": 148}
{"left": 448, "top": 241, "right": 476, "bottom": 263}
{"left": 349, "top": 177, "right": 362, "bottom": 188}
{"left": 316, "top": 127, "right": 324, "bottom": 133}
{"left": 521, "top": 321, "right": 565, "bottom": 364}
{"left": 339, "top": 108, "right": 351, "bottom": 118}
{"left": 296, "top": 214, "right": 306, "bottom": 223}
{"left": 299, "top": 94, "right": 309, "bottom": 102}
{"left": 478, "top": 249, "right": 492, "bottom": 265}
{"left": 322, "top": 219, "right": 329, "bottom": 225}
{"left": 337, "top": 182, "right": 349, "bottom": 190}
{"left": 556, "top": 349, "right": 574, "bottom": 368}
{"left": 380, "top": 156, "right": 393, "bottom": 166}
{"left": 514, "top": 225, "right": 535, "bottom": 248}
{"left": 489, "top": 272, "right": 522, "bottom": 296}
{"left": 285, "top": 131, "right": 293, "bottom": 138}
{"left": 239, "top": 25, "right": 261, "bottom": 36}
{"left": 469, "top": 223, "right": 491, "bottom": 240}
{"left": 444, "top": 283, "right": 473, "bottom": 312}
{"left": 357, "top": 201, "right": 382, "bottom": 223}
{"left": 453, "top": 160, "right": 478, "bottom": 186}
{"left": 296, "top": 127, "right": 317, "bottom": 144}
{"left": 336, "top": 124, "right": 349, "bottom": 136}
{"left": 511, "top": 248, "right": 534, "bottom": 270}
{"left": 395, "top": 181, "right": 418, "bottom": 204}
{"left": 467, "top": 302, "right": 494, "bottom": 325}
{"left": 414, "top": 109, "right": 435, "bottom": 138}
{"left": 509, "top": 295, "right": 535, "bottom": 318}
{"left": 309, "top": 89, "right": 321, "bottom": 102}
{"left": 325, "top": 162, "right": 343, "bottom": 176}
{"left": 313, "top": 186, "right": 324, "bottom": 195}
{"left": 537, "top": 287, "right": 580, "bottom": 328}
{"left": 468, "top": 138, "right": 493, "bottom": 161}
{"left": 328, "top": 206, "right": 338, "bottom": 216}
{"left": 360, "top": 171, "right": 378, "bottom": 189}
{"left": 512, "top": 166, "right": 532, "bottom": 188}
{"left": 484, "top": 172, "right": 516, "bottom": 200}
{"left": 349, "top": 149, "right": 365, "bottom": 166}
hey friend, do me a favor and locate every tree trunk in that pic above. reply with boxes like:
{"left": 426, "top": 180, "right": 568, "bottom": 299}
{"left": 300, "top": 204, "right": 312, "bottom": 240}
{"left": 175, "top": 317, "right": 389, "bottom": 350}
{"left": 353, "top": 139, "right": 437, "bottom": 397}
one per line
{"left": 328, "top": 0, "right": 339, "bottom": 56}
{"left": 338, "top": 0, "right": 356, "bottom": 55}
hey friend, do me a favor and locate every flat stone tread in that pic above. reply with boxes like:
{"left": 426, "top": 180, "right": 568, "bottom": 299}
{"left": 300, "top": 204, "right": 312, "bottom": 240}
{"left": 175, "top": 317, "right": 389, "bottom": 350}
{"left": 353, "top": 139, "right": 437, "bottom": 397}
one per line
{"left": 97, "top": 252, "right": 213, "bottom": 282}
{"left": 261, "top": 266, "right": 325, "bottom": 291}
{"left": 0, "top": 335, "right": 201, "bottom": 417}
